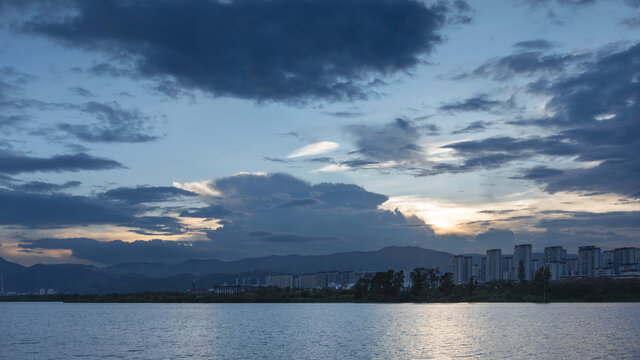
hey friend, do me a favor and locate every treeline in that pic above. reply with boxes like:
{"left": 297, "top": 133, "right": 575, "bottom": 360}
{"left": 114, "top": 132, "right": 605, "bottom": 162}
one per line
{"left": 2, "top": 268, "right": 639, "bottom": 303}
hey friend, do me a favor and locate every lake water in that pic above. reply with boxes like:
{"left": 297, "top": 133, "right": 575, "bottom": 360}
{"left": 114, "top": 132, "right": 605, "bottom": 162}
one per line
{"left": 1, "top": 302, "right": 639, "bottom": 359}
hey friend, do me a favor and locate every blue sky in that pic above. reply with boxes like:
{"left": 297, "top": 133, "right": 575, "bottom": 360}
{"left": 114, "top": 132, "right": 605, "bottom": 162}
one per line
{"left": 1, "top": 0, "right": 639, "bottom": 265}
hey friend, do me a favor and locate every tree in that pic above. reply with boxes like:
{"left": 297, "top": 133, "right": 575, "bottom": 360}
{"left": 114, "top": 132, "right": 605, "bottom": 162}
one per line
{"left": 534, "top": 266, "right": 551, "bottom": 300}
{"left": 439, "top": 272, "right": 455, "bottom": 296}
{"left": 410, "top": 268, "right": 427, "bottom": 298}
{"left": 517, "top": 260, "right": 526, "bottom": 282}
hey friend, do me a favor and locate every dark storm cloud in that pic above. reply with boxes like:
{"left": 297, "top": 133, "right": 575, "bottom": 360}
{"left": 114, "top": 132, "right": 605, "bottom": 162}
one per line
{"left": 443, "top": 136, "right": 578, "bottom": 156}
{"left": 451, "top": 120, "right": 493, "bottom": 134}
{"left": 417, "top": 153, "right": 526, "bottom": 176}
{"left": 7, "top": 173, "right": 445, "bottom": 262}
{"left": 124, "top": 216, "right": 188, "bottom": 236}
{"left": 18, "top": 238, "right": 211, "bottom": 265}
{"left": 99, "top": 186, "right": 197, "bottom": 205}
{"left": 10, "top": 180, "right": 81, "bottom": 193}
{"left": 194, "top": 173, "right": 438, "bottom": 258}
{"left": 0, "top": 189, "right": 129, "bottom": 226}
{"left": 515, "top": 166, "right": 565, "bottom": 180}
{"left": 475, "top": 228, "right": 516, "bottom": 247}
{"left": 537, "top": 211, "right": 640, "bottom": 229}
{"left": 276, "top": 198, "right": 319, "bottom": 208}
{"left": 510, "top": 42, "right": 640, "bottom": 197}
{"left": 59, "top": 102, "right": 158, "bottom": 143}
{"left": 180, "top": 205, "right": 233, "bottom": 219}
{"left": 439, "top": 94, "right": 514, "bottom": 113}
{"left": 0, "top": 151, "right": 123, "bottom": 174}
{"left": 346, "top": 118, "right": 427, "bottom": 165}
{"left": 15, "top": 0, "right": 454, "bottom": 103}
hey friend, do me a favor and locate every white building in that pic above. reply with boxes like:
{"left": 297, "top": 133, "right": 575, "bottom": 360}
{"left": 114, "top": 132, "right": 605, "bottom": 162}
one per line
{"left": 513, "top": 244, "right": 532, "bottom": 282}
{"left": 485, "top": 249, "right": 502, "bottom": 282}
{"left": 578, "top": 246, "right": 601, "bottom": 278}
{"left": 544, "top": 246, "right": 567, "bottom": 280}
{"left": 502, "top": 256, "right": 513, "bottom": 281}
{"left": 451, "top": 255, "right": 473, "bottom": 285}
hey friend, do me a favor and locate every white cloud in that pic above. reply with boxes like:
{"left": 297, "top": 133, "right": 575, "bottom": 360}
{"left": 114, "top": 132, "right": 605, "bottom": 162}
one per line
{"left": 172, "top": 180, "right": 221, "bottom": 196}
{"left": 286, "top": 141, "right": 339, "bottom": 158}
{"left": 312, "top": 164, "right": 350, "bottom": 173}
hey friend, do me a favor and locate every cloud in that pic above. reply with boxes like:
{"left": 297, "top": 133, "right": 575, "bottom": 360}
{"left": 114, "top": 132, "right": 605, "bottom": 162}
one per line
{"left": 18, "top": 238, "right": 211, "bottom": 265}
{"left": 173, "top": 180, "right": 221, "bottom": 196}
{"left": 475, "top": 228, "right": 516, "bottom": 248}
{"left": 439, "top": 94, "right": 515, "bottom": 113}
{"left": 537, "top": 211, "right": 640, "bottom": 229}
{"left": 453, "top": 49, "right": 588, "bottom": 81}
{"left": 10, "top": 180, "right": 81, "bottom": 193}
{"left": 451, "top": 120, "right": 493, "bottom": 134}
{"left": 0, "top": 151, "right": 123, "bottom": 174}
{"left": 286, "top": 141, "right": 340, "bottom": 158}
{"left": 188, "top": 173, "right": 438, "bottom": 258}
{"left": 58, "top": 102, "right": 158, "bottom": 143}
{"left": 68, "top": 86, "right": 95, "bottom": 97}
{"left": 180, "top": 205, "right": 233, "bottom": 219}
{"left": 98, "top": 186, "right": 197, "bottom": 205}
{"left": 346, "top": 118, "right": 427, "bottom": 166}
{"left": 15, "top": 0, "right": 452, "bottom": 103}
{"left": 620, "top": 16, "right": 640, "bottom": 28}
{"left": 0, "top": 189, "right": 129, "bottom": 227}
{"left": 510, "top": 42, "right": 640, "bottom": 197}
{"left": 512, "top": 39, "right": 554, "bottom": 50}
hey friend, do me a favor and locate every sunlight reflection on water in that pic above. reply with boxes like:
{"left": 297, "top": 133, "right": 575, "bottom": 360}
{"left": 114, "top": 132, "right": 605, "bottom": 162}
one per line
{"left": 1, "top": 302, "right": 639, "bottom": 359}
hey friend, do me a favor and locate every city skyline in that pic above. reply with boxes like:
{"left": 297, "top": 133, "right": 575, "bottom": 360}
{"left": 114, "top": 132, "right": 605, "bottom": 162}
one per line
{"left": 1, "top": 0, "right": 639, "bottom": 266}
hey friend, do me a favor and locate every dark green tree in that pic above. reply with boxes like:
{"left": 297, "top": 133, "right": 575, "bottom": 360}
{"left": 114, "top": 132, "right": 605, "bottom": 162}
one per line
{"left": 534, "top": 266, "right": 551, "bottom": 300}
{"left": 439, "top": 272, "right": 455, "bottom": 296}
{"left": 410, "top": 268, "right": 427, "bottom": 298}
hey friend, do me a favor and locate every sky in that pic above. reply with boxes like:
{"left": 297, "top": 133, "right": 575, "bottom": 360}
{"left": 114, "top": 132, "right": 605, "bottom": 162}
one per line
{"left": 0, "top": 0, "right": 639, "bottom": 266}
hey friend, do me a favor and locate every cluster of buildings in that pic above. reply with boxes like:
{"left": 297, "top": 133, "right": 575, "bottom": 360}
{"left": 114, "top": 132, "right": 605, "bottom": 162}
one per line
{"left": 452, "top": 245, "right": 640, "bottom": 285}
{"left": 265, "top": 271, "right": 371, "bottom": 289}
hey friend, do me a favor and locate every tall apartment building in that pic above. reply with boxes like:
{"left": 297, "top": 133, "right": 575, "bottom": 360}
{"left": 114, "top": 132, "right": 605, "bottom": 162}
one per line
{"left": 614, "top": 247, "right": 638, "bottom": 273}
{"left": 502, "top": 256, "right": 513, "bottom": 280}
{"left": 485, "top": 249, "right": 502, "bottom": 282}
{"left": 578, "top": 246, "right": 601, "bottom": 278}
{"left": 544, "top": 246, "right": 567, "bottom": 280}
{"left": 451, "top": 255, "right": 473, "bottom": 285}
{"left": 513, "top": 244, "right": 532, "bottom": 282}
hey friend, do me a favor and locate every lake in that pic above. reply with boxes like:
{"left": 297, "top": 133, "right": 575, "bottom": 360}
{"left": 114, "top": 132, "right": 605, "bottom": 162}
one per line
{"left": 1, "top": 302, "right": 639, "bottom": 359}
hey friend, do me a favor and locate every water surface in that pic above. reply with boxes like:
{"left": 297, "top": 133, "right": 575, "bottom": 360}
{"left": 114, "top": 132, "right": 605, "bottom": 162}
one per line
{"left": 1, "top": 302, "right": 639, "bottom": 359}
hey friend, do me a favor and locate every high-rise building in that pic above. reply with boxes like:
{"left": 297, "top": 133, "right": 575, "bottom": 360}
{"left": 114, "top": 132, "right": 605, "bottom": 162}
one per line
{"left": 451, "top": 255, "right": 473, "bottom": 285}
{"left": 602, "top": 250, "right": 615, "bottom": 268}
{"left": 544, "top": 246, "right": 567, "bottom": 280}
{"left": 614, "top": 247, "right": 638, "bottom": 273}
{"left": 567, "top": 258, "right": 579, "bottom": 277}
{"left": 513, "top": 244, "right": 532, "bottom": 282}
{"left": 578, "top": 246, "right": 601, "bottom": 278}
{"left": 502, "top": 256, "right": 513, "bottom": 281}
{"left": 485, "top": 249, "right": 502, "bottom": 282}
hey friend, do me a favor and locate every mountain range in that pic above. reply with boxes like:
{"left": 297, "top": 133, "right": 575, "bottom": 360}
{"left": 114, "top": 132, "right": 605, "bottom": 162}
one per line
{"left": 0, "top": 246, "right": 453, "bottom": 294}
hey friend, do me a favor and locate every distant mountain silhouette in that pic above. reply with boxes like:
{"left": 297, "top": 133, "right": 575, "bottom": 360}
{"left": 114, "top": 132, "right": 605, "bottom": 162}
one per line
{"left": 102, "top": 246, "right": 453, "bottom": 278}
{"left": 0, "top": 246, "right": 453, "bottom": 294}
